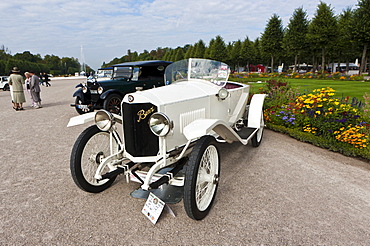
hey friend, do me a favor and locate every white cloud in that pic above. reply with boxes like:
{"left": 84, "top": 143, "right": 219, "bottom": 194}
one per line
{"left": 0, "top": 0, "right": 357, "bottom": 69}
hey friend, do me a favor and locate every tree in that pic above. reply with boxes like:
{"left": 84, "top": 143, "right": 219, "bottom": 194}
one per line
{"left": 261, "top": 14, "right": 284, "bottom": 72}
{"left": 352, "top": 0, "right": 370, "bottom": 73}
{"left": 307, "top": 2, "right": 337, "bottom": 71}
{"left": 184, "top": 45, "right": 195, "bottom": 59}
{"left": 138, "top": 50, "right": 151, "bottom": 60}
{"left": 205, "top": 35, "right": 228, "bottom": 62}
{"left": 193, "top": 39, "right": 206, "bottom": 58}
{"left": 174, "top": 47, "right": 185, "bottom": 61}
{"left": 283, "top": 7, "right": 309, "bottom": 72}
{"left": 335, "top": 8, "right": 356, "bottom": 72}
{"left": 0, "top": 45, "right": 12, "bottom": 60}
{"left": 229, "top": 40, "right": 243, "bottom": 71}
{"left": 240, "top": 37, "right": 256, "bottom": 71}
{"left": 44, "top": 54, "right": 61, "bottom": 71}
{"left": 13, "top": 51, "right": 42, "bottom": 63}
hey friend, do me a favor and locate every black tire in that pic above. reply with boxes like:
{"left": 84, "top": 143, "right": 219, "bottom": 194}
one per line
{"left": 251, "top": 113, "right": 264, "bottom": 147}
{"left": 74, "top": 97, "right": 92, "bottom": 115}
{"left": 103, "top": 94, "right": 123, "bottom": 115}
{"left": 70, "top": 125, "right": 120, "bottom": 193}
{"left": 184, "top": 136, "right": 220, "bottom": 220}
{"left": 3, "top": 84, "right": 9, "bottom": 91}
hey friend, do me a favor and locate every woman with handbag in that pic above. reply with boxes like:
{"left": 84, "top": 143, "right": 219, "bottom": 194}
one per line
{"left": 8, "top": 67, "right": 26, "bottom": 110}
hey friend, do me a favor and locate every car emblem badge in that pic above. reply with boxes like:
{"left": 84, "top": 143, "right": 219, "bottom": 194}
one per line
{"left": 137, "top": 107, "right": 155, "bottom": 122}
{"left": 128, "top": 95, "right": 134, "bottom": 102}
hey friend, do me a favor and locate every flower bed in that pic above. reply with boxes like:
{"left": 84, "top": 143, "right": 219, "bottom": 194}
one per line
{"left": 261, "top": 80, "right": 370, "bottom": 160}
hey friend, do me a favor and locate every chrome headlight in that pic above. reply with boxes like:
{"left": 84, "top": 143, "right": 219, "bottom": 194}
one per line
{"left": 97, "top": 86, "right": 103, "bottom": 94}
{"left": 95, "top": 110, "right": 115, "bottom": 131}
{"left": 149, "top": 113, "right": 172, "bottom": 137}
{"left": 82, "top": 86, "right": 88, "bottom": 93}
{"left": 217, "top": 88, "right": 229, "bottom": 100}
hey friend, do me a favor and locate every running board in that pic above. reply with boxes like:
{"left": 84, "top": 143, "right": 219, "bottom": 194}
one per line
{"left": 236, "top": 127, "right": 258, "bottom": 143}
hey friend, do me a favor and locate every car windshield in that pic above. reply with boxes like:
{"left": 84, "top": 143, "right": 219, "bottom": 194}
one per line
{"left": 165, "top": 58, "right": 230, "bottom": 86}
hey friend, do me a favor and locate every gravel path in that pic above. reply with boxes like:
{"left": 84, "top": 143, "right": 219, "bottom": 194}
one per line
{"left": 0, "top": 78, "right": 369, "bottom": 245}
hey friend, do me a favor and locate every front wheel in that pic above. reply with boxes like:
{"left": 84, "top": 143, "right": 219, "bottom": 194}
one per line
{"left": 70, "top": 125, "right": 120, "bottom": 193}
{"left": 103, "top": 94, "right": 123, "bottom": 115}
{"left": 3, "top": 84, "right": 9, "bottom": 91}
{"left": 74, "top": 97, "right": 92, "bottom": 115}
{"left": 184, "top": 136, "right": 220, "bottom": 220}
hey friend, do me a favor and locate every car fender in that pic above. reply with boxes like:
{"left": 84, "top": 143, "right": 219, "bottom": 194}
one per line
{"left": 67, "top": 112, "right": 96, "bottom": 127}
{"left": 100, "top": 89, "right": 124, "bottom": 100}
{"left": 67, "top": 111, "right": 122, "bottom": 127}
{"left": 183, "top": 119, "right": 248, "bottom": 145}
{"left": 247, "top": 94, "right": 266, "bottom": 128}
{"left": 73, "top": 88, "right": 84, "bottom": 99}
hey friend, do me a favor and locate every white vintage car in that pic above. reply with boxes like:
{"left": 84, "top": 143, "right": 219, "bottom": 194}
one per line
{"left": 68, "top": 58, "right": 266, "bottom": 220}
{"left": 0, "top": 76, "right": 9, "bottom": 91}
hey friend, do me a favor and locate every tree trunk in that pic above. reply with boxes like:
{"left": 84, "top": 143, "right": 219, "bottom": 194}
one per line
{"left": 294, "top": 54, "right": 298, "bottom": 73}
{"left": 271, "top": 55, "right": 274, "bottom": 73}
{"left": 360, "top": 43, "right": 368, "bottom": 74}
{"left": 313, "top": 56, "right": 317, "bottom": 72}
{"left": 321, "top": 47, "right": 325, "bottom": 72}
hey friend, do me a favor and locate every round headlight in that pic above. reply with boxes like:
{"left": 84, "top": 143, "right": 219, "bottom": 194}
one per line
{"left": 149, "top": 113, "right": 172, "bottom": 137}
{"left": 97, "top": 86, "right": 103, "bottom": 94}
{"left": 95, "top": 110, "right": 115, "bottom": 131}
{"left": 217, "top": 88, "right": 229, "bottom": 100}
{"left": 82, "top": 86, "right": 88, "bottom": 93}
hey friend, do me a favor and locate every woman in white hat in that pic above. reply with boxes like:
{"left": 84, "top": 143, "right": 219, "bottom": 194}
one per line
{"left": 8, "top": 67, "right": 26, "bottom": 110}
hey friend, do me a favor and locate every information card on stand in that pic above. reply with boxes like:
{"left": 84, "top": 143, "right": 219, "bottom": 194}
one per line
{"left": 142, "top": 192, "right": 165, "bottom": 224}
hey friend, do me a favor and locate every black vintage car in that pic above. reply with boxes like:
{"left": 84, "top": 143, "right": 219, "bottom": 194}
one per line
{"left": 71, "top": 60, "right": 172, "bottom": 114}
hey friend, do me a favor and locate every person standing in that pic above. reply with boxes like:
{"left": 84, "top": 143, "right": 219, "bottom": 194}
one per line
{"left": 24, "top": 72, "right": 36, "bottom": 107}
{"left": 29, "top": 71, "right": 42, "bottom": 108}
{"left": 44, "top": 73, "right": 51, "bottom": 87}
{"left": 8, "top": 67, "right": 26, "bottom": 110}
{"left": 39, "top": 73, "right": 44, "bottom": 86}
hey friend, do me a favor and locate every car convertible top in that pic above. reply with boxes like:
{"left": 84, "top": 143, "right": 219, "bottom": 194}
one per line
{"left": 112, "top": 60, "right": 172, "bottom": 67}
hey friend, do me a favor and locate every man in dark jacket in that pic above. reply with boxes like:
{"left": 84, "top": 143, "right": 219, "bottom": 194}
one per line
{"left": 44, "top": 73, "right": 51, "bottom": 87}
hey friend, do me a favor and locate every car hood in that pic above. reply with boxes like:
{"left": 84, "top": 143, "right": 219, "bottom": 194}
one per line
{"left": 122, "top": 80, "right": 221, "bottom": 106}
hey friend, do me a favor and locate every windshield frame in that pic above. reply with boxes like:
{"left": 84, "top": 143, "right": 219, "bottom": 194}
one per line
{"left": 165, "top": 58, "right": 230, "bottom": 86}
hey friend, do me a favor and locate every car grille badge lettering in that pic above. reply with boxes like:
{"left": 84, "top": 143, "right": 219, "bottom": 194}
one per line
{"left": 137, "top": 107, "right": 155, "bottom": 122}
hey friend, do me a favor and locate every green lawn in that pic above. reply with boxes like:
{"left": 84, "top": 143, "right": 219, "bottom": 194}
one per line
{"left": 230, "top": 77, "right": 370, "bottom": 100}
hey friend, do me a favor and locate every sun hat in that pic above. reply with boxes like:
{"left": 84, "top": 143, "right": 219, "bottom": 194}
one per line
{"left": 12, "top": 67, "right": 20, "bottom": 73}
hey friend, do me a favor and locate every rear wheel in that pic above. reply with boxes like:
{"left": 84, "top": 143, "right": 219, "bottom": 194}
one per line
{"left": 103, "top": 94, "right": 123, "bottom": 114}
{"left": 70, "top": 125, "right": 120, "bottom": 193}
{"left": 251, "top": 113, "right": 264, "bottom": 147}
{"left": 184, "top": 136, "right": 220, "bottom": 220}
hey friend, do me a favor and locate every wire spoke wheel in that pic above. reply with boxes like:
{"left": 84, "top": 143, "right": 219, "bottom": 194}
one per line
{"left": 184, "top": 136, "right": 220, "bottom": 220}
{"left": 252, "top": 113, "right": 264, "bottom": 147}
{"left": 70, "top": 125, "right": 120, "bottom": 193}
{"left": 104, "top": 94, "right": 122, "bottom": 114}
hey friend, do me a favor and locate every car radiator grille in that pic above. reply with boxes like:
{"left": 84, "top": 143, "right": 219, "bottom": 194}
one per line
{"left": 122, "top": 102, "right": 159, "bottom": 157}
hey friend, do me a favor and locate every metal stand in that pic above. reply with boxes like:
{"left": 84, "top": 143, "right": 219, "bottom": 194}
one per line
{"left": 131, "top": 183, "right": 184, "bottom": 204}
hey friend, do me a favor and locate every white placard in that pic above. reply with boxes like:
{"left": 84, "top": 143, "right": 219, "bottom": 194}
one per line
{"left": 142, "top": 192, "right": 165, "bottom": 224}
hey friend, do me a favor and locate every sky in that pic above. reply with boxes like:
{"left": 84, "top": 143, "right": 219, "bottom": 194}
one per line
{"left": 0, "top": 0, "right": 359, "bottom": 70}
